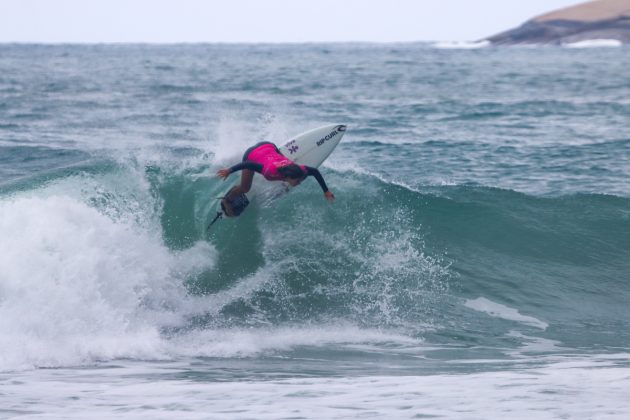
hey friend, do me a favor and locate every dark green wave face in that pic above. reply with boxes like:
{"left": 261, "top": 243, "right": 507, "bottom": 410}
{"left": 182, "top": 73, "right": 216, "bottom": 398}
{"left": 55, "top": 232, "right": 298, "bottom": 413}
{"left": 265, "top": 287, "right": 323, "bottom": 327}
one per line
{"left": 1, "top": 44, "right": 629, "bottom": 372}
{"left": 147, "top": 164, "right": 630, "bottom": 353}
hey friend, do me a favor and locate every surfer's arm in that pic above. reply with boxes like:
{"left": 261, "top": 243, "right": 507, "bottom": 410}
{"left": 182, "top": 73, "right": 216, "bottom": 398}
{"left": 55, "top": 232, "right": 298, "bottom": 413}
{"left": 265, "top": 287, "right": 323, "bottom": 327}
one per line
{"left": 228, "top": 161, "right": 263, "bottom": 174}
{"left": 304, "top": 166, "right": 329, "bottom": 193}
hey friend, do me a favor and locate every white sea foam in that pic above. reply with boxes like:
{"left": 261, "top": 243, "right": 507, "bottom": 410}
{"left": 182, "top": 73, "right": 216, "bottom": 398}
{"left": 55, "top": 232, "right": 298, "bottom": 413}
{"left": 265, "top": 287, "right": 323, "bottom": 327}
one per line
{"left": 169, "top": 325, "right": 421, "bottom": 358}
{"left": 2, "top": 354, "right": 629, "bottom": 419}
{"left": 464, "top": 297, "right": 548, "bottom": 330}
{"left": 432, "top": 40, "right": 490, "bottom": 49}
{"left": 0, "top": 192, "right": 215, "bottom": 371}
{"left": 507, "top": 331, "right": 565, "bottom": 356}
{"left": 563, "top": 39, "right": 623, "bottom": 48}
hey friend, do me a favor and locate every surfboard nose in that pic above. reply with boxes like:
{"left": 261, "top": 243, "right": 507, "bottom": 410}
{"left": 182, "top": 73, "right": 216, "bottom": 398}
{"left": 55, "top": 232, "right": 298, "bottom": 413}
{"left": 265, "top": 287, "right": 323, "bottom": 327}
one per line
{"left": 337, "top": 124, "right": 347, "bottom": 132}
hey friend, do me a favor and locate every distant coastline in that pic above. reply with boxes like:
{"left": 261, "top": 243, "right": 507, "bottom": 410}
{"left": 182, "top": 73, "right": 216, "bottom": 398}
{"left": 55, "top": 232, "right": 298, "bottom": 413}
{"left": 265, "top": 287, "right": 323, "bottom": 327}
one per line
{"left": 486, "top": 0, "right": 630, "bottom": 45}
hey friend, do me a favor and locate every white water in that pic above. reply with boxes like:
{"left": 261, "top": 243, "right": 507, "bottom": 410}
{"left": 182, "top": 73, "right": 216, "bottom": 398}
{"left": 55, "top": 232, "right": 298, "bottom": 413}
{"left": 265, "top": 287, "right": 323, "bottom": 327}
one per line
{"left": 0, "top": 191, "right": 212, "bottom": 370}
{"left": 465, "top": 297, "right": 549, "bottom": 330}
{"left": 432, "top": 40, "right": 490, "bottom": 49}
{"left": 563, "top": 39, "right": 623, "bottom": 48}
{"left": 2, "top": 355, "right": 629, "bottom": 419}
{"left": 0, "top": 180, "right": 428, "bottom": 371}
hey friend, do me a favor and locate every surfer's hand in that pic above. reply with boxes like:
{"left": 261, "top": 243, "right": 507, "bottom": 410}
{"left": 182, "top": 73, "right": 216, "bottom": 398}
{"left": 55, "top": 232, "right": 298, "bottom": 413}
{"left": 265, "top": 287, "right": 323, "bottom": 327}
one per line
{"left": 324, "top": 191, "right": 335, "bottom": 202}
{"left": 217, "top": 168, "right": 231, "bottom": 180}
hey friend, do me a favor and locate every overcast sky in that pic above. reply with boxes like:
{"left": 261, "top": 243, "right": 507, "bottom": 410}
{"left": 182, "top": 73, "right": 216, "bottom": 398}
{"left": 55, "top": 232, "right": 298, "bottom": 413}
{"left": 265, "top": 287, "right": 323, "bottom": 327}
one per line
{"left": 0, "top": 0, "right": 582, "bottom": 43}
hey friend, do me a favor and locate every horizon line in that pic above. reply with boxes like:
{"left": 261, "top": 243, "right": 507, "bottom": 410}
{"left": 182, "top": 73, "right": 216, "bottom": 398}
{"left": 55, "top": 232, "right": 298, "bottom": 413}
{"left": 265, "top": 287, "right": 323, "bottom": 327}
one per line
{"left": 0, "top": 39, "right": 487, "bottom": 46}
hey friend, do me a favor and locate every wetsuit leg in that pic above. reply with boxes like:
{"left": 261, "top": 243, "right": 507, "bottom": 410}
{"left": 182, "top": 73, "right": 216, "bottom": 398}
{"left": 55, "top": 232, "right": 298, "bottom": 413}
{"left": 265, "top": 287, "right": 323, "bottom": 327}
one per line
{"left": 238, "top": 169, "right": 255, "bottom": 193}
{"left": 227, "top": 169, "right": 255, "bottom": 199}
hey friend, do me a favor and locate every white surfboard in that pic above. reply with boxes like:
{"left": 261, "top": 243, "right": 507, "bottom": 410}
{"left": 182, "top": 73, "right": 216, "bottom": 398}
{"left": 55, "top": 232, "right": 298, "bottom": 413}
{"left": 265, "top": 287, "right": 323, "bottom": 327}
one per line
{"left": 212, "top": 124, "right": 346, "bottom": 222}
{"left": 279, "top": 124, "right": 346, "bottom": 167}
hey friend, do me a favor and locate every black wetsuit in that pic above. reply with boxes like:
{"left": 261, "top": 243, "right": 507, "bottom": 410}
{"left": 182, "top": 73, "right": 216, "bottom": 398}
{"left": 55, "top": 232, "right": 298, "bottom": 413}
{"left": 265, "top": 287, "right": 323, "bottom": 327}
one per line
{"left": 229, "top": 142, "right": 330, "bottom": 193}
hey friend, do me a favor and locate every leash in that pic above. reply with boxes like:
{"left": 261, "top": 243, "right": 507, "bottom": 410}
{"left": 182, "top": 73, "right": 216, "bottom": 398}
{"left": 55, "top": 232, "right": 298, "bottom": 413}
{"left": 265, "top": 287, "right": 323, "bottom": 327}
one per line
{"left": 206, "top": 211, "right": 223, "bottom": 231}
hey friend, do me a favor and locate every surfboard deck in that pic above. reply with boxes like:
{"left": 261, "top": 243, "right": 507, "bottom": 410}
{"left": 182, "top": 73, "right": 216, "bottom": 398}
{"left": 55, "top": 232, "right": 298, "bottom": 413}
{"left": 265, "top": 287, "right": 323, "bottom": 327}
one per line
{"left": 211, "top": 124, "right": 346, "bottom": 224}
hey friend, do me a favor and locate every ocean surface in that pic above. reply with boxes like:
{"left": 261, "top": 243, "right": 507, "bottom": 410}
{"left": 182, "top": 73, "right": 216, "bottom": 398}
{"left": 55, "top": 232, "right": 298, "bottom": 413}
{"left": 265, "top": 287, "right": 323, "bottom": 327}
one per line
{"left": 1, "top": 43, "right": 629, "bottom": 419}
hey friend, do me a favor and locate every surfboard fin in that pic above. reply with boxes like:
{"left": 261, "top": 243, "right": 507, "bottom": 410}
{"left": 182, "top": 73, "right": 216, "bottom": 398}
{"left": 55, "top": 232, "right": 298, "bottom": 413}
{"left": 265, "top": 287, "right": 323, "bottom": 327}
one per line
{"left": 206, "top": 212, "right": 223, "bottom": 231}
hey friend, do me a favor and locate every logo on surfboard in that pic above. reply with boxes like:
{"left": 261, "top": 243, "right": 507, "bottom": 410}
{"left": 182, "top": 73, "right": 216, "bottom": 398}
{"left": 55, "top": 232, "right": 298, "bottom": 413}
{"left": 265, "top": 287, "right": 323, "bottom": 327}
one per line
{"left": 317, "top": 129, "right": 339, "bottom": 147}
{"left": 284, "top": 139, "right": 299, "bottom": 154}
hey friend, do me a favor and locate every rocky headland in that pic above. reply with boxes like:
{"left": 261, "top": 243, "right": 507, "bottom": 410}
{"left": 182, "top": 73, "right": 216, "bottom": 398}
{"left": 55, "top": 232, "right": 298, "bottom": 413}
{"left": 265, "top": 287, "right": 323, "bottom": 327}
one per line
{"left": 487, "top": 0, "right": 630, "bottom": 45}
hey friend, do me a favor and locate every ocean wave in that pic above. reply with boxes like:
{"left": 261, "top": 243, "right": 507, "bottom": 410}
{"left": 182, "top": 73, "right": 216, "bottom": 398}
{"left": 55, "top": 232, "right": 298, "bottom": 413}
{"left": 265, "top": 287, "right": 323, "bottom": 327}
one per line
{"left": 1, "top": 154, "right": 629, "bottom": 371}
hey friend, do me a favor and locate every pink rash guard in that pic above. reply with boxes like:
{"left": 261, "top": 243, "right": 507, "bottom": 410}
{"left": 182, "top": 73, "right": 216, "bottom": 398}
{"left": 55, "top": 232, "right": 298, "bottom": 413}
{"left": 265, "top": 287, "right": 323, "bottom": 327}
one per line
{"left": 246, "top": 143, "right": 306, "bottom": 181}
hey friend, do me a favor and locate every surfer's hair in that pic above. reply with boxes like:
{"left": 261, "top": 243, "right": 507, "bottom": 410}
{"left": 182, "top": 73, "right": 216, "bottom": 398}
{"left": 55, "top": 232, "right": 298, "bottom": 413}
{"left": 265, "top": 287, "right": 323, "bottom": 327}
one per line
{"left": 278, "top": 164, "right": 305, "bottom": 179}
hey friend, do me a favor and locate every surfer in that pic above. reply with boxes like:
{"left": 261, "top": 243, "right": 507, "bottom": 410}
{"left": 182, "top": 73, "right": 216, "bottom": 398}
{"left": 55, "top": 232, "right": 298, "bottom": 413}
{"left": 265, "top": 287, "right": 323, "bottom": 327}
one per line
{"left": 216, "top": 141, "right": 335, "bottom": 217}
